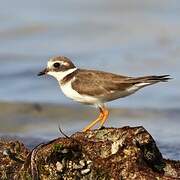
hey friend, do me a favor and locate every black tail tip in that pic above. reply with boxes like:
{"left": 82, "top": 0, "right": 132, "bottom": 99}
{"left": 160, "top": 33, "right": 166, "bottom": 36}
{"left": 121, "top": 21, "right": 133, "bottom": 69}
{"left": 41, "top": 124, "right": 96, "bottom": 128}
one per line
{"left": 158, "top": 75, "right": 172, "bottom": 82}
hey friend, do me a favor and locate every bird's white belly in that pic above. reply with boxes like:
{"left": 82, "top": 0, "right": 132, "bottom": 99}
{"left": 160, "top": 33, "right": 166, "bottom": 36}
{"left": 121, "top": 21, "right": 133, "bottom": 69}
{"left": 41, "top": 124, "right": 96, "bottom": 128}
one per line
{"left": 60, "top": 81, "right": 100, "bottom": 104}
{"left": 60, "top": 81, "right": 150, "bottom": 104}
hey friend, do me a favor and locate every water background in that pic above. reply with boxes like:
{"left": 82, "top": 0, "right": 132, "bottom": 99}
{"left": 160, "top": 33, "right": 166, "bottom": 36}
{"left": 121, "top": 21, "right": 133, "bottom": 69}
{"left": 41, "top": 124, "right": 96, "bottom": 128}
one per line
{"left": 0, "top": 0, "right": 180, "bottom": 160}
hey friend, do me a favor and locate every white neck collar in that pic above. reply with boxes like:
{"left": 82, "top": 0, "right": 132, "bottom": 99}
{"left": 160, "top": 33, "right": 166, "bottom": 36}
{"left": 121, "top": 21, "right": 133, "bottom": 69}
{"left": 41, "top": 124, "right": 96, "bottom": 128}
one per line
{"left": 47, "top": 68, "right": 77, "bottom": 82}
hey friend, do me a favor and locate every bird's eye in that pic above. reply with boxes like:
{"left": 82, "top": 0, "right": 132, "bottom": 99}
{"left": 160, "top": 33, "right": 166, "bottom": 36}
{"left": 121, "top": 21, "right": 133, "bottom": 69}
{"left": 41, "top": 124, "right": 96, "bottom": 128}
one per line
{"left": 53, "top": 62, "right": 60, "bottom": 68}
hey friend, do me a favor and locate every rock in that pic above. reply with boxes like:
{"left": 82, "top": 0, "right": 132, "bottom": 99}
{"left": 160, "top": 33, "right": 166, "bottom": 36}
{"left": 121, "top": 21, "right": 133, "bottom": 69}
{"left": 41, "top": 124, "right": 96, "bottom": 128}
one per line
{"left": 56, "top": 161, "right": 64, "bottom": 172}
{"left": 0, "top": 126, "right": 180, "bottom": 179}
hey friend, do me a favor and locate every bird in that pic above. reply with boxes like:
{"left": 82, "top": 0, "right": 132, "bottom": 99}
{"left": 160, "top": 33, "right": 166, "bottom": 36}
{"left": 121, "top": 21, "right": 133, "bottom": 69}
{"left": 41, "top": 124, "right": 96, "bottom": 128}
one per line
{"left": 38, "top": 56, "right": 171, "bottom": 132}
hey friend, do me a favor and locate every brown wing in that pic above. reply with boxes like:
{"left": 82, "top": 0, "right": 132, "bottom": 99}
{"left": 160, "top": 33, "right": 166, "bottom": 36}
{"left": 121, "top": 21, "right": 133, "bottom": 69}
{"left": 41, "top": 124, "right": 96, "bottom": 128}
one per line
{"left": 71, "top": 69, "right": 171, "bottom": 97}
{"left": 71, "top": 69, "right": 134, "bottom": 97}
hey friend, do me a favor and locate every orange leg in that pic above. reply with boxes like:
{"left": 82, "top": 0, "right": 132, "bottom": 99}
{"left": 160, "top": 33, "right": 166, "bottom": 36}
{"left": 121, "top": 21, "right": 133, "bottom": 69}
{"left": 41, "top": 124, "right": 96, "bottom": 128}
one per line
{"left": 99, "top": 106, "right": 109, "bottom": 128}
{"left": 82, "top": 105, "right": 109, "bottom": 132}
{"left": 82, "top": 107, "right": 104, "bottom": 132}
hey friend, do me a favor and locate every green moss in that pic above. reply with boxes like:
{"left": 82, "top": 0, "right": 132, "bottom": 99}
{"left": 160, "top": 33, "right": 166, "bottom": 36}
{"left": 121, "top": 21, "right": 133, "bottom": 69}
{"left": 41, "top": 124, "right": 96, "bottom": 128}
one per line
{"left": 53, "top": 144, "right": 64, "bottom": 153}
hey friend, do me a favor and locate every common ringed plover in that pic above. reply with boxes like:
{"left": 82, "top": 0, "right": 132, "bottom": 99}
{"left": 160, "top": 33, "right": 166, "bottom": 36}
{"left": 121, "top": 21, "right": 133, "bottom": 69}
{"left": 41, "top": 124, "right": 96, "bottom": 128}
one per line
{"left": 38, "top": 56, "right": 171, "bottom": 132}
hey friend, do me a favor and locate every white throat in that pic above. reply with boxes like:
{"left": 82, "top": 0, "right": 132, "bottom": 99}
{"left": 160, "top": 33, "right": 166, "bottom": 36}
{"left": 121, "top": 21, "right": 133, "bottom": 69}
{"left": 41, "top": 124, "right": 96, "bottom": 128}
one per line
{"left": 47, "top": 68, "right": 77, "bottom": 82}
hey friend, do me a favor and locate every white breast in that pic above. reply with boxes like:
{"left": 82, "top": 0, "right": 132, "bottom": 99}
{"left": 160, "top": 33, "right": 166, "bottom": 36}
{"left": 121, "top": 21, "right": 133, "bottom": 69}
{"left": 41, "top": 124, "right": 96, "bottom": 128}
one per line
{"left": 60, "top": 79, "right": 100, "bottom": 105}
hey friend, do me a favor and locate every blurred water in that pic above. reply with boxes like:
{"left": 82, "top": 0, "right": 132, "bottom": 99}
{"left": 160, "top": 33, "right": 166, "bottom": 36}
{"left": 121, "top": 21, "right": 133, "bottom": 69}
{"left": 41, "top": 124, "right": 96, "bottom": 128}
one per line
{"left": 0, "top": 1, "right": 180, "bottom": 159}
{"left": 0, "top": 0, "right": 180, "bottom": 108}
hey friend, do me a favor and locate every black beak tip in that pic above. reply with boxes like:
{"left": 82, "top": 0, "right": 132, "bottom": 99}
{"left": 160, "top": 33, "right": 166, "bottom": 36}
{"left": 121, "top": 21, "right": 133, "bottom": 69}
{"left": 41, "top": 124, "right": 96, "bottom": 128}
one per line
{"left": 37, "top": 72, "right": 45, "bottom": 76}
{"left": 37, "top": 68, "right": 48, "bottom": 76}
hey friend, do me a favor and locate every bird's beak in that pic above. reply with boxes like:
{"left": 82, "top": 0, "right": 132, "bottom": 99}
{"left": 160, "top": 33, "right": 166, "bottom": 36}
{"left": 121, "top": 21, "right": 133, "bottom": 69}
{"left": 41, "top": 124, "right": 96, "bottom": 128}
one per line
{"left": 38, "top": 68, "right": 49, "bottom": 76}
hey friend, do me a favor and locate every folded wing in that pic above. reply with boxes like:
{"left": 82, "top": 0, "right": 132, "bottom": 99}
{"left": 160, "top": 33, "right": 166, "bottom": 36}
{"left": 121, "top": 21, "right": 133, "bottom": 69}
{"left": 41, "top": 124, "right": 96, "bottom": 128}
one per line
{"left": 71, "top": 69, "right": 171, "bottom": 97}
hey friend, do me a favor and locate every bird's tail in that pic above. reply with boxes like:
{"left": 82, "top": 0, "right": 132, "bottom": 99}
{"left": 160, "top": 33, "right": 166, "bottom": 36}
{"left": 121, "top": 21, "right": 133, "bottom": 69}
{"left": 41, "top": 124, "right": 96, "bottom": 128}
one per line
{"left": 129, "top": 75, "right": 172, "bottom": 89}
{"left": 136, "top": 75, "right": 172, "bottom": 83}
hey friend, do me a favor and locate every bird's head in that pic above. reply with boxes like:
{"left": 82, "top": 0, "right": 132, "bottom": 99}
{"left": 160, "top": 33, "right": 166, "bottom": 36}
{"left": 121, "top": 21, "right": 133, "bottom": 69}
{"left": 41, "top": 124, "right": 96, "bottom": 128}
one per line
{"left": 38, "top": 56, "right": 77, "bottom": 81}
